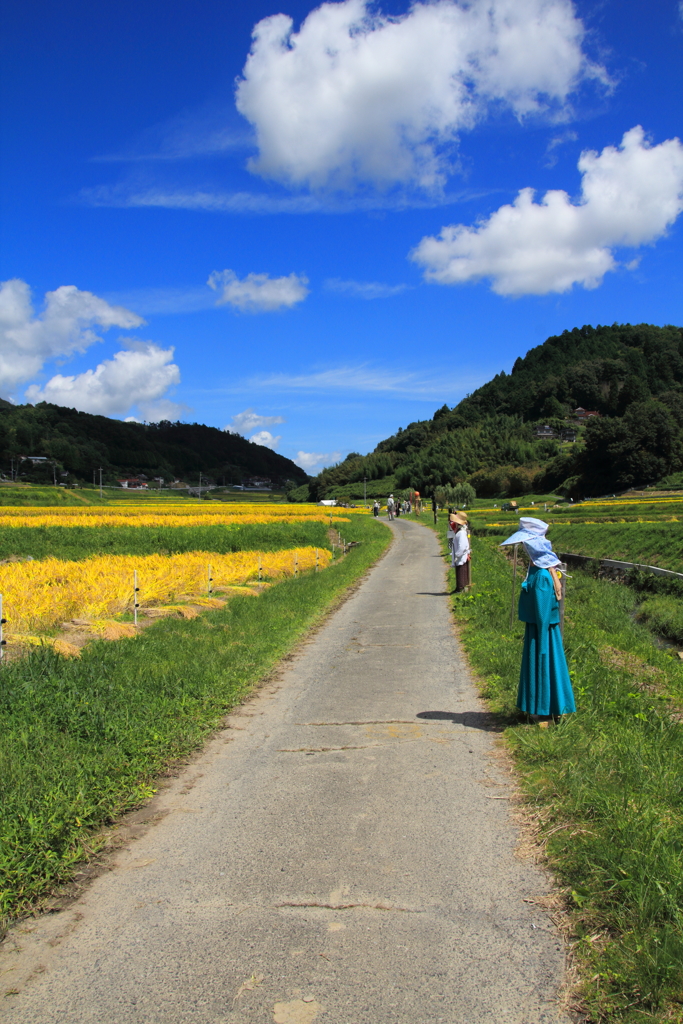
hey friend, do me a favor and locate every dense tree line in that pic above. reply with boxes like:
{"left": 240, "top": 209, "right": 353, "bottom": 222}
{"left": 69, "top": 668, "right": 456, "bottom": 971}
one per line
{"left": 0, "top": 402, "right": 307, "bottom": 487}
{"left": 304, "top": 323, "right": 683, "bottom": 500}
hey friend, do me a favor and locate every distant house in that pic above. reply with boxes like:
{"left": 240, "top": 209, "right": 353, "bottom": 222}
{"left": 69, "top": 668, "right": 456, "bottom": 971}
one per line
{"left": 533, "top": 424, "right": 557, "bottom": 438}
{"left": 572, "top": 407, "right": 600, "bottom": 422}
{"left": 118, "top": 477, "right": 148, "bottom": 489}
{"left": 25, "top": 456, "right": 49, "bottom": 465}
{"left": 246, "top": 476, "right": 272, "bottom": 489}
{"left": 560, "top": 427, "right": 578, "bottom": 442}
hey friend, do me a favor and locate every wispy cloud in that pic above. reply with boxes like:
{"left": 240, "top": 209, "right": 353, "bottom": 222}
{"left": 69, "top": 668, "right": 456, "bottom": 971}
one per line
{"left": 544, "top": 129, "right": 578, "bottom": 167}
{"left": 324, "top": 278, "right": 410, "bottom": 299}
{"left": 92, "top": 102, "right": 252, "bottom": 163}
{"left": 103, "top": 286, "right": 217, "bottom": 316}
{"left": 242, "top": 364, "right": 490, "bottom": 398}
{"left": 79, "top": 182, "right": 491, "bottom": 215}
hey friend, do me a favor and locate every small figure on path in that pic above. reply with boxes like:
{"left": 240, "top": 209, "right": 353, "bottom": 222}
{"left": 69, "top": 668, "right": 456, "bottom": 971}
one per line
{"left": 372, "top": 500, "right": 380, "bottom": 518}
{"left": 450, "top": 511, "right": 470, "bottom": 592}
{"left": 387, "top": 494, "right": 395, "bottom": 520}
{"left": 501, "top": 518, "right": 576, "bottom": 721}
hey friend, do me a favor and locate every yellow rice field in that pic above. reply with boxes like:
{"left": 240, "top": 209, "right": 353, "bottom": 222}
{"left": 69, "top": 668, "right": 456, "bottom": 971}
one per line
{"left": 0, "top": 503, "right": 367, "bottom": 517}
{"left": 0, "top": 504, "right": 363, "bottom": 528}
{"left": 0, "top": 546, "right": 331, "bottom": 634}
{"left": 0, "top": 513, "right": 345, "bottom": 528}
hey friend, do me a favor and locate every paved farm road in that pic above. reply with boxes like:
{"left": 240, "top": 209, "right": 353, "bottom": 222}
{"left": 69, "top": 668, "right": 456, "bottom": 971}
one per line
{"left": 1, "top": 519, "right": 569, "bottom": 1024}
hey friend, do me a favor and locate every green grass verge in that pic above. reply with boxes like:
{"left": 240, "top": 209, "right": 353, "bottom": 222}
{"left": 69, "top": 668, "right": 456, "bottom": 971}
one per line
{"left": 636, "top": 595, "right": 683, "bottom": 647}
{"left": 0, "top": 486, "right": 104, "bottom": 506}
{"left": 0, "top": 515, "right": 391, "bottom": 930}
{"left": 426, "top": 521, "right": 683, "bottom": 1023}
{"left": 0, "top": 521, "right": 332, "bottom": 562}
{"left": 546, "top": 522, "right": 683, "bottom": 574}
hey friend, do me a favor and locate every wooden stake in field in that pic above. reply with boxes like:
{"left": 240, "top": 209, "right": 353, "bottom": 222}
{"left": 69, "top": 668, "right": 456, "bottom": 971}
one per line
{"left": 294, "top": 551, "right": 298, "bottom": 577}
{"left": 509, "top": 543, "right": 519, "bottom": 630}
{"left": 0, "top": 593, "right": 5, "bottom": 662}
{"left": 207, "top": 564, "right": 213, "bottom": 597}
{"left": 134, "top": 569, "right": 140, "bottom": 628}
{"left": 315, "top": 548, "right": 319, "bottom": 572}
{"left": 258, "top": 553, "right": 262, "bottom": 590}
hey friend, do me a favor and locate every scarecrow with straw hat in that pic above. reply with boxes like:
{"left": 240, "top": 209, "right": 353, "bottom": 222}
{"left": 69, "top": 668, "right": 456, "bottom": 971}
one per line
{"left": 449, "top": 511, "right": 470, "bottom": 592}
{"left": 500, "top": 518, "right": 575, "bottom": 721}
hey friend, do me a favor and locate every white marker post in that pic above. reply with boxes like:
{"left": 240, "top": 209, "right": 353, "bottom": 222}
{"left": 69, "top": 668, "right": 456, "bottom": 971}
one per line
{"left": 208, "top": 564, "right": 213, "bottom": 597}
{"left": 134, "top": 570, "right": 140, "bottom": 627}
{"left": 315, "top": 548, "right": 319, "bottom": 572}
{"left": 0, "top": 593, "right": 5, "bottom": 661}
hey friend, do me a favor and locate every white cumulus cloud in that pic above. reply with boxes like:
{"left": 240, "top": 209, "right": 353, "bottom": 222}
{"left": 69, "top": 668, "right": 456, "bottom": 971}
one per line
{"left": 294, "top": 450, "right": 342, "bottom": 471}
{"left": 0, "top": 279, "right": 144, "bottom": 395}
{"left": 411, "top": 126, "right": 683, "bottom": 295}
{"left": 25, "top": 341, "right": 183, "bottom": 420}
{"left": 225, "top": 407, "right": 286, "bottom": 434}
{"left": 249, "top": 430, "right": 281, "bottom": 449}
{"left": 236, "top": 0, "right": 604, "bottom": 191}
{"left": 208, "top": 269, "right": 309, "bottom": 312}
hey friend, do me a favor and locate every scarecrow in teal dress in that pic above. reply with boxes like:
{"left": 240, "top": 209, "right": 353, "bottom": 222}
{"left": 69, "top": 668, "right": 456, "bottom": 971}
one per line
{"left": 501, "top": 518, "right": 576, "bottom": 718}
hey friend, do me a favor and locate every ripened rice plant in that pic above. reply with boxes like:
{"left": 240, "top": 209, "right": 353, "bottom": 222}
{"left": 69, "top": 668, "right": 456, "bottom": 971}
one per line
{"left": 0, "top": 546, "right": 332, "bottom": 634}
{"left": 0, "top": 512, "right": 348, "bottom": 528}
{"left": 0, "top": 502, "right": 368, "bottom": 528}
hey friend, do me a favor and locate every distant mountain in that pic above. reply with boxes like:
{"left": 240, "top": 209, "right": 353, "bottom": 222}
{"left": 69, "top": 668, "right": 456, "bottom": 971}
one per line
{"left": 0, "top": 403, "right": 308, "bottom": 488}
{"left": 303, "top": 323, "right": 683, "bottom": 501}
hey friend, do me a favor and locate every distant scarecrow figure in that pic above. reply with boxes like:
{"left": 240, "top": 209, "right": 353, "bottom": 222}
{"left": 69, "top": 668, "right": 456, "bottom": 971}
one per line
{"left": 450, "top": 511, "right": 470, "bottom": 592}
{"left": 500, "top": 518, "right": 575, "bottom": 719}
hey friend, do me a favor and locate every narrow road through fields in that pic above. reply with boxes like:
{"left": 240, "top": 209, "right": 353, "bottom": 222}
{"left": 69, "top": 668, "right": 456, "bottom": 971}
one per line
{"left": 1, "top": 520, "right": 569, "bottom": 1024}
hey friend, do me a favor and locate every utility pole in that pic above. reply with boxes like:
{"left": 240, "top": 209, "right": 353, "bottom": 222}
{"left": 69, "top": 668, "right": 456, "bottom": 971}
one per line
{"left": 52, "top": 461, "right": 57, "bottom": 487}
{"left": 99, "top": 467, "right": 103, "bottom": 499}
{"left": 198, "top": 473, "right": 202, "bottom": 499}
{"left": 363, "top": 475, "right": 367, "bottom": 504}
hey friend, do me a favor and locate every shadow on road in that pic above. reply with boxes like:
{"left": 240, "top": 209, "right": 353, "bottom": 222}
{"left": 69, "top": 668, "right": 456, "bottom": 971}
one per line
{"left": 416, "top": 710, "right": 504, "bottom": 733}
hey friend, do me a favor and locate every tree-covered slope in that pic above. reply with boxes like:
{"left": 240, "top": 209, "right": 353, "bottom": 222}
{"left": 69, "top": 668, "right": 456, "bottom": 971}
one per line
{"left": 0, "top": 403, "right": 308, "bottom": 487}
{"left": 308, "top": 323, "right": 683, "bottom": 500}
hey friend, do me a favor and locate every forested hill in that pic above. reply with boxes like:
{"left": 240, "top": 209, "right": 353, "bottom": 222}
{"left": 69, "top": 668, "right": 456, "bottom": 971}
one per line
{"left": 305, "top": 323, "right": 683, "bottom": 501}
{"left": 0, "top": 402, "right": 308, "bottom": 487}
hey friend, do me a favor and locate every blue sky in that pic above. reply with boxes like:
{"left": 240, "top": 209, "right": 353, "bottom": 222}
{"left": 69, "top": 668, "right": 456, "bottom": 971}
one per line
{"left": 1, "top": 0, "right": 682, "bottom": 472}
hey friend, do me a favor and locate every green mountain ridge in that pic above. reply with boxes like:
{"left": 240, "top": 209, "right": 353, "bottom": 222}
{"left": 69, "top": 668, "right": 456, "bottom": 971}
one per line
{"left": 304, "top": 322, "right": 683, "bottom": 501}
{"left": 0, "top": 403, "right": 308, "bottom": 488}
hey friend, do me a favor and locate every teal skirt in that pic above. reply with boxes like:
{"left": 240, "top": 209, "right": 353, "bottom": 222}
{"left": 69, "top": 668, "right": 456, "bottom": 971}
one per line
{"left": 517, "top": 621, "right": 576, "bottom": 716}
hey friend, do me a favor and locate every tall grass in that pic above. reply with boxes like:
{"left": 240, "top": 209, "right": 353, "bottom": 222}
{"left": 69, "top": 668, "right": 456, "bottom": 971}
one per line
{"left": 441, "top": 530, "right": 683, "bottom": 1022}
{"left": 0, "top": 515, "right": 390, "bottom": 930}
